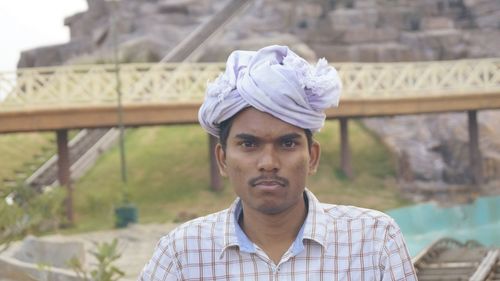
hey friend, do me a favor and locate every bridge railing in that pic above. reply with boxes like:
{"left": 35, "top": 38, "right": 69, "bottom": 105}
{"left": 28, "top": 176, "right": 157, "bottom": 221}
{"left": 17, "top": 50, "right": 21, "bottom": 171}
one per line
{"left": 0, "top": 58, "right": 499, "bottom": 110}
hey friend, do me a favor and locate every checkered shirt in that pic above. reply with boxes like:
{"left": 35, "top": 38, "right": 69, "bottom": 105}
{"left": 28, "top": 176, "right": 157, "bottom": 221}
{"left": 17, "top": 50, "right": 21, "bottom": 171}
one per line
{"left": 139, "top": 189, "right": 417, "bottom": 280}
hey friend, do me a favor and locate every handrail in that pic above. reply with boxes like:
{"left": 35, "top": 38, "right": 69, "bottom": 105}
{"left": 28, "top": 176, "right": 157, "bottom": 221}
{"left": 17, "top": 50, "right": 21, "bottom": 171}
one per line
{"left": 0, "top": 58, "right": 499, "bottom": 110}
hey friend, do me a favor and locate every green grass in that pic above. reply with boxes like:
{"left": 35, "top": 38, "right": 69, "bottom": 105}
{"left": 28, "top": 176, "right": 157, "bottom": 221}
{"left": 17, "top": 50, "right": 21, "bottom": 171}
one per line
{"left": 65, "top": 120, "right": 411, "bottom": 234}
{"left": 0, "top": 121, "right": 411, "bottom": 234}
{"left": 0, "top": 132, "right": 56, "bottom": 186}
{"left": 0, "top": 130, "right": 81, "bottom": 189}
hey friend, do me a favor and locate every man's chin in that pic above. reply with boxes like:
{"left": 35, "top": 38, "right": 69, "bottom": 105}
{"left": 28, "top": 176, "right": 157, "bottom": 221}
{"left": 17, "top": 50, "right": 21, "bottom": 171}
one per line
{"left": 256, "top": 203, "right": 288, "bottom": 216}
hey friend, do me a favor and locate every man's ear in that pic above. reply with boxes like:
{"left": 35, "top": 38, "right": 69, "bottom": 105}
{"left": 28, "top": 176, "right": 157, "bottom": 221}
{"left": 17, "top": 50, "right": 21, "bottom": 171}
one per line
{"left": 215, "top": 143, "right": 228, "bottom": 177}
{"left": 308, "top": 140, "right": 320, "bottom": 175}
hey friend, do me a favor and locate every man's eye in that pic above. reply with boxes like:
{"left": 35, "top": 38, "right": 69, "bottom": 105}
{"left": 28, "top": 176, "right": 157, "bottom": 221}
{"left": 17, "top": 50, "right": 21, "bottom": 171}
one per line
{"left": 241, "top": 141, "right": 256, "bottom": 148}
{"left": 282, "top": 140, "right": 296, "bottom": 148}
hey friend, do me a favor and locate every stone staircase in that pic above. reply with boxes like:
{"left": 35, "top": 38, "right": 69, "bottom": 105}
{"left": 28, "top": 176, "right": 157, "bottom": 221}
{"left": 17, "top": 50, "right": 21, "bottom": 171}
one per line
{"left": 25, "top": 129, "right": 119, "bottom": 189}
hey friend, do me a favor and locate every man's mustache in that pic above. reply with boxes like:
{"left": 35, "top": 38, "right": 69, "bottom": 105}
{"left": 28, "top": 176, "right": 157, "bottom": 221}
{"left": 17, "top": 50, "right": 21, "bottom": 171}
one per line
{"left": 248, "top": 175, "right": 289, "bottom": 187}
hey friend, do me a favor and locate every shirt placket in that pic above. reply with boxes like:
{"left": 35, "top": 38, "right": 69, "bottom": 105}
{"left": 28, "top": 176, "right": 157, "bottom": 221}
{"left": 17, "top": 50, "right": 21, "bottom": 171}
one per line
{"left": 254, "top": 245, "right": 295, "bottom": 281}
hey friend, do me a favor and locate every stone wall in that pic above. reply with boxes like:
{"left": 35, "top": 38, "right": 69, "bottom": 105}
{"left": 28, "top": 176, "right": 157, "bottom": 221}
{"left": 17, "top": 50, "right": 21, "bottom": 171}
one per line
{"left": 18, "top": 0, "right": 500, "bottom": 66}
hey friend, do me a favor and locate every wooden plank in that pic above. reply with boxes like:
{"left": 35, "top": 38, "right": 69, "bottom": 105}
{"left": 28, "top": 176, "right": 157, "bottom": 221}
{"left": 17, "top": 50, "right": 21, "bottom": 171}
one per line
{"left": 468, "top": 110, "right": 484, "bottom": 186}
{"left": 339, "top": 118, "right": 353, "bottom": 179}
{"left": 56, "top": 129, "right": 74, "bottom": 225}
{"left": 0, "top": 102, "right": 201, "bottom": 133}
{"left": 469, "top": 250, "right": 499, "bottom": 281}
{"left": 325, "top": 92, "right": 500, "bottom": 119}
{"left": 1, "top": 93, "right": 500, "bottom": 133}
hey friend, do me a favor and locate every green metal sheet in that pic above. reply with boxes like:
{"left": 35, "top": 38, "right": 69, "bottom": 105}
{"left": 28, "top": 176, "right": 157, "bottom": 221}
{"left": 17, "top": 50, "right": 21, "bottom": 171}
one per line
{"left": 386, "top": 195, "right": 500, "bottom": 256}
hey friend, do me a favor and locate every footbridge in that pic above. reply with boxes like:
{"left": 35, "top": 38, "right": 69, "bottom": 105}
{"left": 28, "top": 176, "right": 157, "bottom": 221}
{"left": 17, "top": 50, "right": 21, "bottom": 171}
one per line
{"left": 1, "top": 58, "right": 500, "bottom": 188}
{"left": 1, "top": 59, "right": 499, "bottom": 132}
{"left": 0, "top": 58, "right": 500, "bottom": 133}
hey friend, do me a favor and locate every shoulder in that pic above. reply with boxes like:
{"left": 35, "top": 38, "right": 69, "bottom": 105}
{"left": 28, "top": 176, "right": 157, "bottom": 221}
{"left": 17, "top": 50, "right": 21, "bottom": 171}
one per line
{"left": 320, "top": 203, "right": 399, "bottom": 233}
{"left": 139, "top": 209, "right": 231, "bottom": 280}
{"left": 321, "top": 203, "right": 391, "bottom": 220}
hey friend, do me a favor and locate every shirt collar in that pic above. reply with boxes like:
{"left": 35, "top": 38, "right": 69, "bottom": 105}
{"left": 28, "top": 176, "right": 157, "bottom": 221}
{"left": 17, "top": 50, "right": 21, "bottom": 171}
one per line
{"left": 301, "top": 189, "right": 329, "bottom": 248}
{"left": 220, "top": 188, "right": 329, "bottom": 258}
{"left": 233, "top": 201, "right": 256, "bottom": 253}
{"left": 220, "top": 199, "right": 240, "bottom": 258}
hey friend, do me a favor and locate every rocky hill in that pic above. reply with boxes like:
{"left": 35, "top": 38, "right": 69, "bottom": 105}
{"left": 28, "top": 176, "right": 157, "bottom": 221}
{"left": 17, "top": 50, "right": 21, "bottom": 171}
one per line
{"left": 17, "top": 0, "right": 500, "bottom": 199}
{"left": 18, "top": 0, "right": 500, "bottom": 66}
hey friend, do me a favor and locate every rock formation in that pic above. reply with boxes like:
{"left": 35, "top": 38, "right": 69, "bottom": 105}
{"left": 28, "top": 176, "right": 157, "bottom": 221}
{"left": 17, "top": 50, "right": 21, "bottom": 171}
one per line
{"left": 17, "top": 0, "right": 500, "bottom": 197}
{"left": 18, "top": 0, "right": 500, "bottom": 67}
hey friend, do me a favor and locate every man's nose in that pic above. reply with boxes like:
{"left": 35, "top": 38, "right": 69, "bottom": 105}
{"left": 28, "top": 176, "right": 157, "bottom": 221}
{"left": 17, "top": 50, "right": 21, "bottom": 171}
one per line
{"left": 257, "top": 145, "right": 280, "bottom": 172}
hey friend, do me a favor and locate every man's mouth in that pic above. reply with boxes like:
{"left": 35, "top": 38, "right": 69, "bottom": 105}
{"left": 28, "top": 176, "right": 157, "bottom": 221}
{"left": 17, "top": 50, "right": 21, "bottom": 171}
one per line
{"left": 249, "top": 176, "right": 288, "bottom": 187}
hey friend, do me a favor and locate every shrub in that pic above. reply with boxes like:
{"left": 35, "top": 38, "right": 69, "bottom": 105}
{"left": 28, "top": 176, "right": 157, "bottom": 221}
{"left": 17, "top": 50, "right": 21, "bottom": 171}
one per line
{"left": 0, "top": 184, "right": 66, "bottom": 251}
{"left": 69, "top": 238, "right": 125, "bottom": 281}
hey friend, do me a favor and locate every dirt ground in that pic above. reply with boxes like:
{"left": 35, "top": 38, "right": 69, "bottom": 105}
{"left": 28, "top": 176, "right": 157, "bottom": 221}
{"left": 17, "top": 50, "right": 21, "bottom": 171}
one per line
{"left": 1, "top": 223, "right": 177, "bottom": 281}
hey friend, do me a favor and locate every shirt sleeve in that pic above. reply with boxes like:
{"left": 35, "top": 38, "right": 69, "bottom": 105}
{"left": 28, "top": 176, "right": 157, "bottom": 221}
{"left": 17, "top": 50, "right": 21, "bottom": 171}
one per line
{"left": 138, "top": 235, "right": 181, "bottom": 281}
{"left": 379, "top": 220, "right": 417, "bottom": 281}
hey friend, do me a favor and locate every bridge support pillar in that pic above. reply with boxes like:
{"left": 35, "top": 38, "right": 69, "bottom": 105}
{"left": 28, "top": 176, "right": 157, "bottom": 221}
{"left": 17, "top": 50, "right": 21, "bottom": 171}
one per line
{"left": 468, "top": 110, "right": 483, "bottom": 187}
{"left": 56, "top": 129, "right": 74, "bottom": 225}
{"left": 339, "top": 118, "right": 353, "bottom": 179}
{"left": 209, "top": 134, "right": 223, "bottom": 192}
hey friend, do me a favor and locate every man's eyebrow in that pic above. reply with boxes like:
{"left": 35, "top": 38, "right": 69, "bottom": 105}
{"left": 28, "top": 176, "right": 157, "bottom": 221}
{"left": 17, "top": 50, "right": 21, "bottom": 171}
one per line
{"left": 278, "top": 133, "right": 303, "bottom": 141}
{"left": 234, "top": 133, "right": 259, "bottom": 141}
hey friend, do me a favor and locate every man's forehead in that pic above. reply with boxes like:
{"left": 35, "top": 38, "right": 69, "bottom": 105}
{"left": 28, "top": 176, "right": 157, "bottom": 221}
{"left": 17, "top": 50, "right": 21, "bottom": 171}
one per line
{"left": 229, "top": 108, "right": 306, "bottom": 138}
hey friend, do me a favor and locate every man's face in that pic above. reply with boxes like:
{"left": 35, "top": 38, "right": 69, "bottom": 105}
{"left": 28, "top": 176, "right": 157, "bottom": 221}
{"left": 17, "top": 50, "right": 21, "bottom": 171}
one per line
{"left": 215, "top": 107, "right": 320, "bottom": 216}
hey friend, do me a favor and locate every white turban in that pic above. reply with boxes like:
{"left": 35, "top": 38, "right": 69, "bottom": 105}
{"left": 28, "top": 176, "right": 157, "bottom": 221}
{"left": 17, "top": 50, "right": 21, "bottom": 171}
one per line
{"left": 198, "top": 45, "right": 342, "bottom": 137}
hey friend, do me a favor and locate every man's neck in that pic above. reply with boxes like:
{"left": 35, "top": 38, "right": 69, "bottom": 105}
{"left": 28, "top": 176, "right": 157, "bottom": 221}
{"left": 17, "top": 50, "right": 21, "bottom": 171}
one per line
{"left": 239, "top": 196, "right": 307, "bottom": 264}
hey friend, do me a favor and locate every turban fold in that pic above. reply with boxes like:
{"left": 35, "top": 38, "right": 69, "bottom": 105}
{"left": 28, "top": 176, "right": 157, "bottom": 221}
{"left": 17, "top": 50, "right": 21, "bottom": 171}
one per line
{"left": 198, "top": 45, "right": 342, "bottom": 137}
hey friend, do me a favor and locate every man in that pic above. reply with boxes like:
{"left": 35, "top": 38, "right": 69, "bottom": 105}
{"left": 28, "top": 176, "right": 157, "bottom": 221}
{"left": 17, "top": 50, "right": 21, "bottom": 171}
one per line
{"left": 139, "top": 45, "right": 417, "bottom": 280}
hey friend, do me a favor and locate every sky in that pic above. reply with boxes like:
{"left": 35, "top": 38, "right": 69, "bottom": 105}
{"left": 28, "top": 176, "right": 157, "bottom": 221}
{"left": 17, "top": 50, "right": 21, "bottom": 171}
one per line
{"left": 0, "top": 0, "right": 88, "bottom": 71}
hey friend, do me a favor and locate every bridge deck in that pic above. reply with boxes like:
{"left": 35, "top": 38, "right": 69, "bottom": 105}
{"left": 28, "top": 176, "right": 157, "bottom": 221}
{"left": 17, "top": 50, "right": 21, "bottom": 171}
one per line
{"left": 1, "top": 93, "right": 500, "bottom": 133}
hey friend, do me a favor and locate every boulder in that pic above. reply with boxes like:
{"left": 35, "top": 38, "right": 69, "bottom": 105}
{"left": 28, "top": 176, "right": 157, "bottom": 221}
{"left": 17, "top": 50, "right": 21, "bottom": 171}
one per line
{"left": 18, "top": 40, "right": 92, "bottom": 68}
{"left": 463, "top": 0, "right": 500, "bottom": 28}
{"left": 119, "top": 36, "right": 170, "bottom": 63}
{"left": 375, "top": 43, "right": 414, "bottom": 61}
{"left": 421, "top": 17, "right": 455, "bottom": 30}
{"left": 157, "top": 0, "right": 195, "bottom": 14}
{"left": 400, "top": 29, "right": 464, "bottom": 60}
{"left": 377, "top": 7, "right": 416, "bottom": 30}
{"left": 64, "top": 0, "right": 110, "bottom": 40}
{"left": 296, "top": 2, "right": 323, "bottom": 19}
{"left": 328, "top": 8, "right": 379, "bottom": 29}
{"left": 469, "top": 0, "right": 500, "bottom": 16}
{"left": 474, "top": 11, "right": 500, "bottom": 29}
{"left": 463, "top": 30, "right": 500, "bottom": 57}
{"left": 309, "top": 42, "right": 416, "bottom": 62}
{"left": 13, "top": 235, "right": 85, "bottom": 269}
{"left": 309, "top": 44, "right": 354, "bottom": 62}
{"left": 415, "top": 0, "right": 444, "bottom": 17}
{"left": 20, "top": 0, "right": 500, "bottom": 69}
{"left": 295, "top": 18, "right": 344, "bottom": 44}
{"left": 0, "top": 255, "right": 80, "bottom": 281}
{"left": 201, "top": 33, "right": 317, "bottom": 62}
{"left": 355, "top": 0, "right": 378, "bottom": 9}
{"left": 17, "top": 46, "right": 61, "bottom": 68}
{"left": 363, "top": 110, "right": 500, "bottom": 186}
{"left": 339, "top": 27, "right": 400, "bottom": 44}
